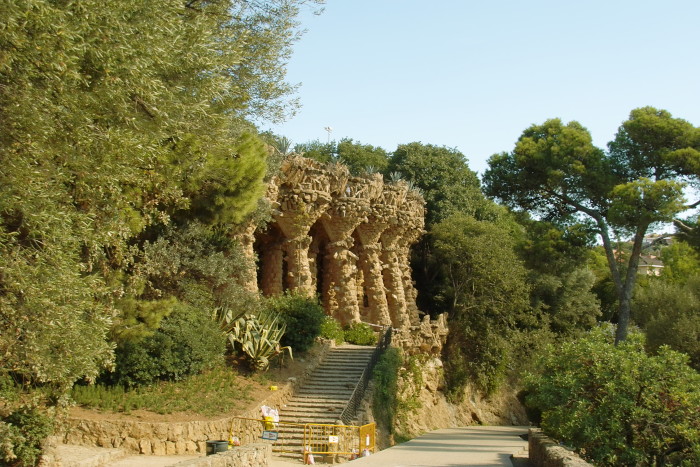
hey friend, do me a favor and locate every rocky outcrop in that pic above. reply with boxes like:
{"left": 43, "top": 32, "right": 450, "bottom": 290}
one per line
{"left": 247, "top": 156, "right": 425, "bottom": 329}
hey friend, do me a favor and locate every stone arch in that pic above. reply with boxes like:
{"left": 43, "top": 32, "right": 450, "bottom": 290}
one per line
{"left": 254, "top": 222, "right": 285, "bottom": 297}
{"left": 245, "top": 155, "right": 424, "bottom": 329}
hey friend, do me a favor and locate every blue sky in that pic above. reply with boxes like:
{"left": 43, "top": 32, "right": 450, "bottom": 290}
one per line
{"left": 269, "top": 0, "right": 700, "bottom": 176}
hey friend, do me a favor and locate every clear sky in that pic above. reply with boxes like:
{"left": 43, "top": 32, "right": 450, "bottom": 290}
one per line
{"left": 269, "top": 0, "right": 700, "bottom": 176}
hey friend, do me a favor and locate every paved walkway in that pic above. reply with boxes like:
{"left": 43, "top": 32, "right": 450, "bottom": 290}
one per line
{"left": 271, "top": 425, "right": 530, "bottom": 467}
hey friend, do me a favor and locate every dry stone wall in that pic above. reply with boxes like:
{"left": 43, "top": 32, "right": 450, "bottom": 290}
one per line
{"left": 172, "top": 443, "right": 270, "bottom": 467}
{"left": 61, "top": 342, "right": 334, "bottom": 455}
{"left": 528, "top": 428, "right": 593, "bottom": 467}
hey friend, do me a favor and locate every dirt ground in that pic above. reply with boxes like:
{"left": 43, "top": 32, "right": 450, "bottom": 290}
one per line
{"left": 68, "top": 347, "right": 322, "bottom": 424}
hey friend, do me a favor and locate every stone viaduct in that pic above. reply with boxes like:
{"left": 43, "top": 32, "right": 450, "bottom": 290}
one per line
{"left": 237, "top": 155, "right": 426, "bottom": 330}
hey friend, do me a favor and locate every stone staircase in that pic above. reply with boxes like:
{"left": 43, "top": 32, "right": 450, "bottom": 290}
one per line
{"left": 272, "top": 344, "right": 375, "bottom": 456}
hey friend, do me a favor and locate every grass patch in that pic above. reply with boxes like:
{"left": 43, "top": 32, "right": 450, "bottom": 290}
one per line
{"left": 71, "top": 366, "right": 254, "bottom": 417}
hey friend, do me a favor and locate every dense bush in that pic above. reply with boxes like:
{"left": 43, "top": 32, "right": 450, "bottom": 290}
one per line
{"left": 372, "top": 347, "right": 402, "bottom": 436}
{"left": 525, "top": 325, "right": 700, "bottom": 466}
{"left": 319, "top": 316, "right": 345, "bottom": 344}
{"left": 266, "top": 293, "right": 325, "bottom": 353}
{"left": 0, "top": 406, "right": 54, "bottom": 467}
{"left": 108, "top": 304, "right": 225, "bottom": 387}
{"left": 343, "top": 322, "right": 377, "bottom": 345}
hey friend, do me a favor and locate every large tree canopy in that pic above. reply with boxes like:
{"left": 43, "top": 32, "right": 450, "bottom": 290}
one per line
{"left": 387, "top": 142, "right": 484, "bottom": 226}
{"left": 483, "top": 107, "right": 700, "bottom": 342}
{"left": 0, "top": 0, "right": 316, "bottom": 389}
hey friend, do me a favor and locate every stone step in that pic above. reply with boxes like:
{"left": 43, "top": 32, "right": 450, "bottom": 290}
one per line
{"left": 290, "top": 396, "right": 351, "bottom": 404}
{"left": 283, "top": 399, "right": 347, "bottom": 407}
{"left": 295, "top": 387, "right": 354, "bottom": 394}
{"left": 304, "top": 371, "right": 365, "bottom": 378}
{"left": 280, "top": 412, "right": 342, "bottom": 421}
{"left": 300, "top": 383, "right": 358, "bottom": 391}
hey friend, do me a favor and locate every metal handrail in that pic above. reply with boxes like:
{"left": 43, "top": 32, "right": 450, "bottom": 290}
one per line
{"left": 339, "top": 326, "right": 392, "bottom": 425}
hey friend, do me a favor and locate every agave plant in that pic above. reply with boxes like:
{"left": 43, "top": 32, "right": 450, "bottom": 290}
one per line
{"left": 227, "top": 311, "right": 292, "bottom": 371}
{"left": 213, "top": 306, "right": 246, "bottom": 348}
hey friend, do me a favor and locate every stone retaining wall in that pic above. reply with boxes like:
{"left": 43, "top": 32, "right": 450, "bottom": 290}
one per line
{"left": 528, "top": 428, "right": 592, "bottom": 467}
{"left": 61, "top": 341, "right": 333, "bottom": 455}
{"left": 172, "top": 443, "right": 270, "bottom": 467}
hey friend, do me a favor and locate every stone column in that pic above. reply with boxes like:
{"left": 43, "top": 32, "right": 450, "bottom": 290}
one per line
{"left": 234, "top": 221, "right": 259, "bottom": 293}
{"left": 399, "top": 228, "right": 423, "bottom": 326}
{"left": 355, "top": 219, "right": 391, "bottom": 326}
{"left": 281, "top": 234, "right": 314, "bottom": 296}
{"left": 320, "top": 198, "right": 368, "bottom": 325}
{"left": 380, "top": 228, "right": 410, "bottom": 329}
{"left": 274, "top": 190, "right": 331, "bottom": 297}
{"left": 323, "top": 239, "right": 361, "bottom": 324}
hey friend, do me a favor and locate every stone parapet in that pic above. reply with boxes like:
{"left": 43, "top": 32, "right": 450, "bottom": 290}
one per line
{"left": 528, "top": 428, "right": 592, "bottom": 467}
{"left": 172, "top": 443, "right": 270, "bottom": 467}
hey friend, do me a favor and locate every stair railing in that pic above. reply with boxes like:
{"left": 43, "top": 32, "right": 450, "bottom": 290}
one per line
{"left": 338, "top": 325, "right": 393, "bottom": 425}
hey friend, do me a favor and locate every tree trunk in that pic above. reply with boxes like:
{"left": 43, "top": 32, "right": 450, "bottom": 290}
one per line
{"left": 598, "top": 220, "right": 649, "bottom": 344}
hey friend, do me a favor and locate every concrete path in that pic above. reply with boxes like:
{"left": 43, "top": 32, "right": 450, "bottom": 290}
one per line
{"left": 271, "top": 425, "right": 530, "bottom": 467}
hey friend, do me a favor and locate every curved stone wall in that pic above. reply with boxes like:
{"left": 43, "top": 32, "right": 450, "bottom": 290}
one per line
{"left": 243, "top": 156, "right": 426, "bottom": 329}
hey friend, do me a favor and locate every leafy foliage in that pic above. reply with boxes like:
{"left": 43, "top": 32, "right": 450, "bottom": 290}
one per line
{"left": 337, "top": 139, "right": 389, "bottom": 175}
{"left": 484, "top": 108, "right": 700, "bottom": 342}
{"left": 433, "top": 213, "right": 531, "bottom": 396}
{"left": 525, "top": 325, "right": 700, "bottom": 466}
{"left": 372, "top": 348, "right": 402, "bottom": 436}
{"left": 0, "top": 0, "right": 314, "bottom": 394}
{"left": 107, "top": 304, "right": 225, "bottom": 388}
{"left": 0, "top": 406, "right": 54, "bottom": 467}
{"left": 387, "top": 143, "right": 484, "bottom": 226}
{"left": 319, "top": 316, "right": 345, "bottom": 345}
{"left": 633, "top": 276, "right": 700, "bottom": 370}
{"left": 266, "top": 293, "right": 325, "bottom": 353}
{"left": 343, "top": 322, "right": 377, "bottom": 346}
{"left": 71, "top": 366, "right": 253, "bottom": 416}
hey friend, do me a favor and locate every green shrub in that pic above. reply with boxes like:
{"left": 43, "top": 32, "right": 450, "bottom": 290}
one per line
{"left": 71, "top": 366, "right": 253, "bottom": 416}
{"left": 265, "top": 293, "right": 325, "bottom": 353}
{"left": 525, "top": 324, "right": 700, "bottom": 466}
{"left": 0, "top": 406, "right": 54, "bottom": 467}
{"left": 320, "top": 316, "right": 345, "bottom": 344}
{"left": 444, "top": 311, "right": 509, "bottom": 398}
{"left": 344, "top": 322, "right": 377, "bottom": 346}
{"left": 372, "top": 348, "right": 402, "bottom": 435}
{"left": 108, "top": 303, "right": 225, "bottom": 387}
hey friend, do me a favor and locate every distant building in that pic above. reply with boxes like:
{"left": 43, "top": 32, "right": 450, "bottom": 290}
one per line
{"left": 638, "top": 254, "right": 664, "bottom": 276}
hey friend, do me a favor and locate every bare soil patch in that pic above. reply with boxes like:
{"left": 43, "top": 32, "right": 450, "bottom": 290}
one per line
{"left": 68, "top": 349, "right": 320, "bottom": 424}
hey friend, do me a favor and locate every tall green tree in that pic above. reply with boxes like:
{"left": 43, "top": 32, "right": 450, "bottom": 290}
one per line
{"left": 433, "top": 213, "right": 530, "bottom": 395}
{"left": 387, "top": 143, "right": 485, "bottom": 225}
{"left": 483, "top": 108, "right": 700, "bottom": 342}
{"left": 386, "top": 142, "right": 500, "bottom": 315}
{"left": 0, "top": 0, "right": 317, "bottom": 390}
{"left": 515, "top": 218, "right": 601, "bottom": 335}
{"left": 337, "top": 138, "right": 389, "bottom": 175}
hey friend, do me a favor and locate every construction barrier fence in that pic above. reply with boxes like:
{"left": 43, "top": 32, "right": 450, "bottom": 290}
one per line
{"left": 230, "top": 417, "right": 376, "bottom": 460}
